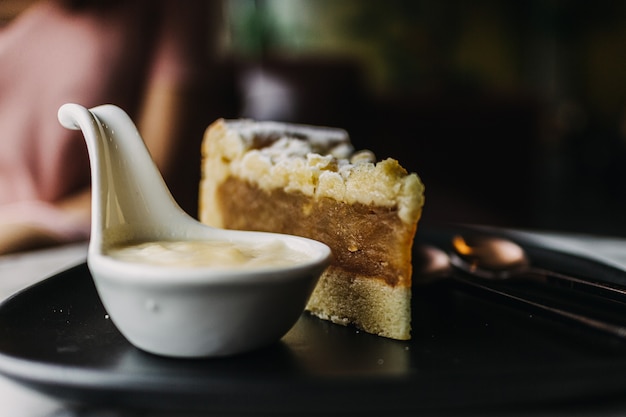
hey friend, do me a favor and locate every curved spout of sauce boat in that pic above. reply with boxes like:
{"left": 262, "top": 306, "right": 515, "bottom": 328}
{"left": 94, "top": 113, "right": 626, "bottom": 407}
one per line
{"left": 57, "top": 103, "right": 332, "bottom": 358}
{"left": 58, "top": 103, "right": 201, "bottom": 250}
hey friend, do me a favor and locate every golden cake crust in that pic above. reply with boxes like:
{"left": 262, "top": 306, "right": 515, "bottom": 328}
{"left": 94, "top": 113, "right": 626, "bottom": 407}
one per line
{"left": 306, "top": 267, "right": 412, "bottom": 340}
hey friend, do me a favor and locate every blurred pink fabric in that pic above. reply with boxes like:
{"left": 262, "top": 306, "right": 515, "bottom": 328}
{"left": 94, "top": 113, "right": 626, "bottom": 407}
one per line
{"left": 0, "top": 0, "right": 208, "bottom": 242}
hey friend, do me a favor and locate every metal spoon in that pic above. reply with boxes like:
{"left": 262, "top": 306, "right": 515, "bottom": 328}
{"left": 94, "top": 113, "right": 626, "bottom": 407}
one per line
{"left": 414, "top": 243, "right": 626, "bottom": 339}
{"left": 450, "top": 234, "right": 626, "bottom": 302}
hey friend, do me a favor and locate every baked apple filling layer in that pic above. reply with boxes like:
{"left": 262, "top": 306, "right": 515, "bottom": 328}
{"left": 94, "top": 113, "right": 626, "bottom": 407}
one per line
{"left": 215, "top": 176, "right": 417, "bottom": 288}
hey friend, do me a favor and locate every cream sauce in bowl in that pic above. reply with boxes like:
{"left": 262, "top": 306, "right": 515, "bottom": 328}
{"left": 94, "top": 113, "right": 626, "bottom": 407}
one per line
{"left": 106, "top": 239, "right": 312, "bottom": 269}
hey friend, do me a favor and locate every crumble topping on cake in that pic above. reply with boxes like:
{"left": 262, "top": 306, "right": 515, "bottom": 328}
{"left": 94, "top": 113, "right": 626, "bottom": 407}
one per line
{"left": 202, "top": 119, "right": 423, "bottom": 226}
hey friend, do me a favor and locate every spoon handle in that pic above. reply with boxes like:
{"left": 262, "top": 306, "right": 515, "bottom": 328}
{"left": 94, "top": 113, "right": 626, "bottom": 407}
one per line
{"left": 453, "top": 275, "right": 626, "bottom": 339}
{"left": 524, "top": 267, "right": 626, "bottom": 305}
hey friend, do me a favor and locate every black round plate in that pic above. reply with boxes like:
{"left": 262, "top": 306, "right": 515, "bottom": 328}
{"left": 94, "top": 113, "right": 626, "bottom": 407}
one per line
{"left": 2, "top": 255, "right": 626, "bottom": 413}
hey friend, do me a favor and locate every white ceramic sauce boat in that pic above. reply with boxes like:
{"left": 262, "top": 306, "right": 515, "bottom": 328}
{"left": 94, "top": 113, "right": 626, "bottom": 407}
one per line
{"left": 57, "top": 103, "right": 331, "bottom": 358}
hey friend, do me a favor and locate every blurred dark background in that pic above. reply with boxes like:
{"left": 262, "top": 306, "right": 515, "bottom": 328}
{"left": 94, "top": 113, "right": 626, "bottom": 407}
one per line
{"left": 198, "top": 0, "right": 626, "bottom": 237}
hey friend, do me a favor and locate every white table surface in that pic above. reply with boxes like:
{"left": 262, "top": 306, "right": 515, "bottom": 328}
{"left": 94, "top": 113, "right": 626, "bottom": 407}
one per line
{"left": 4, "top": 234, "right": 626, "bottom": 416}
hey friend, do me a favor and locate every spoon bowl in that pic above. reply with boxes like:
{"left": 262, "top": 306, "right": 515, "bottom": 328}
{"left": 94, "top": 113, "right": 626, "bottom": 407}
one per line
{"left": 451, "top": 235, "right": 528, "bottom": 275}
{"left": 58, "top": 103, "right": 331, "bottom": 358}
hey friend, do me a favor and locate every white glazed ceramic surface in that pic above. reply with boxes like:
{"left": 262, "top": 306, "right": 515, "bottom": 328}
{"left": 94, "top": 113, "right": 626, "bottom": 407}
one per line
{"left": 57, "top": 103, "right": 331, "bottom": 358}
